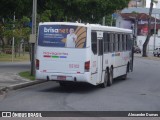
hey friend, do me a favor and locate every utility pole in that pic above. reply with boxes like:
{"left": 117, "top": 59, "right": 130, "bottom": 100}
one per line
{"left": 131, "top": 17, "right": 138, "bottom": 72}
{"left": 12, "top": 12, "right": 15, "bottom": 62}
{"left": 30, "top": 0, "right": 37, "bottom": 76}
{"left": 135, "top": 18, "right": 138, "bottom": 46}
{"left": 111, "top": 15, "right": 113, "bottom": 26}
{"left": 102, "top": 16, "right": 105, "bottom": 25}
{"left": 153, "top": 14, "right": 157, "bottom": 50}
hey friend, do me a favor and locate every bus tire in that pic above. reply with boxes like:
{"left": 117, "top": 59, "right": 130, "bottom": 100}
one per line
{"left": 100, "top": 70, "right": 108, "bottom": 88}
{"left": 107, "top": 67, "right": 113, "bottom": 86}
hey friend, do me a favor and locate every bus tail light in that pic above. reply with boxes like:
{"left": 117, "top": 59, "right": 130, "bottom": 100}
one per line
{"left": 36, "top": 59, "right": 39, "bottom": 70}
{"left": 85, "top": 61, "right": 90, "bottom": 72}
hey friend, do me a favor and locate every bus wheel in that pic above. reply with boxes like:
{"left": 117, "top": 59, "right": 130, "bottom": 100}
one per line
{"left": 100, "top": 70, "right": 108, "bottom": 88}
{"left": 107, "top": 67, "right": 113, "bottom": 86}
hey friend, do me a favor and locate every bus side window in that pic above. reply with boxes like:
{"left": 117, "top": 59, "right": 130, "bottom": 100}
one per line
{"left": 115, "top": 34, "right": 118, "bottom": 52}
{"left": 126, "top": 34, "right": 131, "bottom": 50}
{"left": 123, "top": 34, "right": 126, "bottom": 51}
{"left": 113, "top": 34, "right": 115, "bottom": 52}
{"left": 118, "top": 34, "right": 121, "bottom": 51}
{"left": 107, "top": 33, "right": 110, "bottom": 52}
{"left": 128, "top": 34, "right": 132, "bottom": 50}
{"left": 109, "top": 34, "right": 113, "bottom": 52}
{"left": 122, "top": 34, "right": 124, "bottom": 51}
{"left": 119, "top": 34, "right": 122, "bottom": 51}
{"left": 104, "top": 33, "right": 109, "bottom": 53}
{"left": 103, "top": 33, "right": 108, "bottom": 53}
{"left": 91, "top": 32, "right": 97, "bottom": 54}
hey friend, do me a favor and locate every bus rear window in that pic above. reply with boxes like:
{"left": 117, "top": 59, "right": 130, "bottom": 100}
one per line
{"left": 38, "top": 25, "right": 87, "bottom": 48}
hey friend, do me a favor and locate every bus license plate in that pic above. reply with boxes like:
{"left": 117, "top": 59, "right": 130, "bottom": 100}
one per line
{"left": 57, "top": 76, "right": 66, "bottom": 80}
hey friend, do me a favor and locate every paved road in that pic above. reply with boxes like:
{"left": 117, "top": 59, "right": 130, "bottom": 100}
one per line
{"left": 0, "top": 57, "right": 160, "bottom": 111}
{"left": 0, "top": 62, "right": 30, "bottom": 73}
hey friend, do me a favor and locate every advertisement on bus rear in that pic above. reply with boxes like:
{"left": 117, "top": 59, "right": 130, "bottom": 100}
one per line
{"left": 38, "top": 25, "right": 87, "bottom": 48}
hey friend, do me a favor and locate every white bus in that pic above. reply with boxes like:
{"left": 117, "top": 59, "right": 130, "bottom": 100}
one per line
{"left": 36, "top": 22, "right": 133, "bottom": 88}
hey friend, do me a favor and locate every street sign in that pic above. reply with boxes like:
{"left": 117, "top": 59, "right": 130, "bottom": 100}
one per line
{"left": 29, "top": 34, "right": 36, "bottom": 43}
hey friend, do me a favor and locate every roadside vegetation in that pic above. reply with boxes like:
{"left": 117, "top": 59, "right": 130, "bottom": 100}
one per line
{"left": 19, "top": 71, "right": 35, "bottom": 80}
{"left": 0, "top": 52, "right": 29, "bottom": 62}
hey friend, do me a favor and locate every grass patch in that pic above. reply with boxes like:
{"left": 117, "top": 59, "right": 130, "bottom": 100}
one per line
{"left": 0, "top": 53, "right": 30, "bottom": 62}
{"left": 19, "top": 71, "right": 35, "bottom": 80}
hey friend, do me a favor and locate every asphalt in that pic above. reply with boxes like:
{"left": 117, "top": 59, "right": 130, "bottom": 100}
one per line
{"left": 0, "top": 53, "right": 159, "bottom": 93}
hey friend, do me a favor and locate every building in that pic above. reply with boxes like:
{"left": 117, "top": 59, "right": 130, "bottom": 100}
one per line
{"left": 116, "top": 13, "right": 160, "bottom": 35}
{"left": 116, "top": 7, "right": 160, "bottom": 51}
{"left": 128, "top": 0, "right": 146, "bottom": 8}
{"left": 128, "top": 0, "right": 159, "bottom": 8}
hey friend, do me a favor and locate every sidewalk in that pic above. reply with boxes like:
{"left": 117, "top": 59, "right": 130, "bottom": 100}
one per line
{"left": 0, "top": 72, "right": 30, "bottom": 90}
{"left": 0, "top": 62, "right": 46, "bottom": 93}
{"left": 134, "top": 53, "right": 160, "bottom": 61}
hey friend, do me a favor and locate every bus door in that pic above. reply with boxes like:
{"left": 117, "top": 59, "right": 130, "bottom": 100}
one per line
{"left": 97, "top": 31, "right": 104, "bottom": 83}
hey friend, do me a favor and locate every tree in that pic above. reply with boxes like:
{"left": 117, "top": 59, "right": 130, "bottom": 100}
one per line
{"left": 43, "top": 0, "right": 130, "bottom": 23}
{"left": 0, "top": 0, "right": 131, "bottom": 52}
{"left": 38, "top": 10, "right": 52, "bottom": 22}
{"left": 0, "top": 22, "right": 5, "bottom": 51}
{"left": 3, "top": 16, "right": 31, "bottom": 57}
{"left": 0, "top": 0, "right": 32, "bottom": 19}
{"left": 142, "top": 0, "right": 157, "bottom": 57}
{"left": 0, "top": 0, "right": 130, "bottom": 24}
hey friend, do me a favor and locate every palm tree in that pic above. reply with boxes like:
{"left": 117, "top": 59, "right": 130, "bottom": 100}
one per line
{"left": 142, "top": 0, "right": 156, "bottom": 57}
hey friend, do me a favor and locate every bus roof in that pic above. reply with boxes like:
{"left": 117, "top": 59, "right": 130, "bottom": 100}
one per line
{"left": 39, "top": 22, "right": 132, "bottom": 34}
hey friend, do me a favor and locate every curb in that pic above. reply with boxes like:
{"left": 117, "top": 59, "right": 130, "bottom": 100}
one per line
{"left": 8, "top": 80, "right": 48, "bottom": 90}
{"left": 0, "top": 87, "right": 8, "bottom": 94}
{"left": 134, "top": 54, "right": 160, "bottom": 61}
{"left": 0, "top": 80, "right": 47, "bottom": 92}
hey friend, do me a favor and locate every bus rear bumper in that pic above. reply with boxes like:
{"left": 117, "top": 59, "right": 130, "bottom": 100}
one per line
{"left": 36, "top": 71, "right": 92, "bottom": 84}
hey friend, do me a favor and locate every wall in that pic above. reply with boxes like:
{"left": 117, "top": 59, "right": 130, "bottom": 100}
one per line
{"left": 137, "top": 35, "right": 160, "bottom": 51}
{"left": 116, "top": 16, "right": 132, "bottom": 29}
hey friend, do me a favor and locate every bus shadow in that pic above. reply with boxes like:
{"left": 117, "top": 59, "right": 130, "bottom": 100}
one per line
{"left": 40, "top": 82, "right": 100, "bottom": 94}
{"left": 113, "top": 77, "right": 131, "bottom": 85}
{"left": 40, "top": 77, "right": 131, "bottom": 94}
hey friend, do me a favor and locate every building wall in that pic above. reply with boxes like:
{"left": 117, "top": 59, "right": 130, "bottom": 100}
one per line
{"left": 128, "top": 0, "right": 158, "bottom": 8}
{"left": 137, "top": 35, "right": 160, "bottom": 51}
{"left": 116, "top": 16, "right": 132, "bottom": 29}
{"left": 146, "top": 0, "right": 159, "bottom": 8}
{"left": 128, "top": 0, "right": 146, "bottom": 8}
{"left": 155, "top": 0, "right": 160, "bottom": 8}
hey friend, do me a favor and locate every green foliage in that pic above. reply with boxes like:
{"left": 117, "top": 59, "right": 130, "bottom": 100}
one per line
{"left": 3, "top": 16, "right": 31, "bottom": 45}
{"left": 40, "top": 10, "right": 52, "bottom": 22}
{"left": 39, "top": 0, "right": 130, "bottom": 23}
{"left": 105, "top": 14, "right": 116, "bottom": 26}
{"left": 0, "top": 0, "right": 130, "bottom": 49}
{"left": 0, "top": 0, "right": 130, "bottom": 23}
{"left": 19, "top": 71, "right": 35, "bottom": 80}
{"left": 0, "top": 53, "right": 30, "bottom": 61}
{"left": 0, "top": 0, "right": 32, "bottom": 19}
